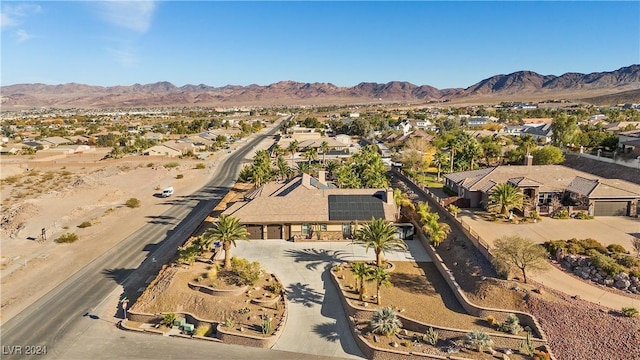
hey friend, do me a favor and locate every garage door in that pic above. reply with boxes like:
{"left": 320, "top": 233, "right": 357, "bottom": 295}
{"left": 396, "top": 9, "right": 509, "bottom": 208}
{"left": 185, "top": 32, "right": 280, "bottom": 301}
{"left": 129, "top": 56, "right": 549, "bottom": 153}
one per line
{"left": 594, "top": 201, "right": 628, "bottom": 216}
{"left": 266, "top": 225, "right": 282, "bottom": 239}
{"left": 245, "top": 225, "right": 263, "bottom": 239}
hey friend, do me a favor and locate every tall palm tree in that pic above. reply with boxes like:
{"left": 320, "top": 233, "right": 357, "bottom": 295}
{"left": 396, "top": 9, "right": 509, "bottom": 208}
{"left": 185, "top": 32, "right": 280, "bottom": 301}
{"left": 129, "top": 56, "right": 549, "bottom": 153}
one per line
{"left": 350, "top": 262, "right": 370, "bottom": 301}
{"left": 368, "top": 266, "right": 391, "bottom": 305}
{"left": 319, "top": 140, "right": 330, "bottom": 164}
{"left": 287, "top": 140, "right": 299, "bottom": 168}
{"left": 393, "top": 188, "right": 414, "bottom": 221}
{"left": 276, "top": 155, "right": 291, "bottom": 180}
{"left": 487, "top": 183, "right": 525, "bottom": 216}
{"left": 204, "top": 215, "right": 249, "bottom": 268}
{"left": 302, "top": 146, "right": 318, "bottom": 166}
{"left": 432, "top": 151, "right": 449, "bottom": 181}
{"left": 354, "top": 217, "right": 407, "bottom": 267}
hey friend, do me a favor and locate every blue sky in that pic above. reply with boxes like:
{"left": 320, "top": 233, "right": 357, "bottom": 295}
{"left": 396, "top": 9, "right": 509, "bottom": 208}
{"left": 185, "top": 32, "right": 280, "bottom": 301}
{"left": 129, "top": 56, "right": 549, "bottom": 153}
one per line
{"left": 1, "top": 1, "right": 639, "bottom": 89}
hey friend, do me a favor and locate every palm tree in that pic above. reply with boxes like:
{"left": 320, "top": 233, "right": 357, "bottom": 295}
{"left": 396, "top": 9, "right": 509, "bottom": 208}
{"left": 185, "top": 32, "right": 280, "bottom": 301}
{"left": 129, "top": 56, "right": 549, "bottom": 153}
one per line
{"left": 415, "top": 201, "right": 431, "bottom": 221}
{"left": 276, "top": 155, "right": 291, "bottom": 180}
{"left": 487, "top": 183, "right": 525, "bottom": 216}
{"left": 354, "top": 217, "right": 407, "bottom": 267}
{"left": 287, "top": 140, "right": 299, "bottom": 168}
{"left": 392, "top": 188, "right": 414, "bottom": 221}
{"left": 204, "top": 215, "right": 249, "bottom": 268}
{"left": 370, "top": 307, "right": 402, "bottom": 336}
{"left": 324, "top": 160, "right": 340, "bottom": 179}
{"left": 425, "top": 221, "right": 451, "bottom": 248}
{"left": 302, "top": 146, "right": 318, "bottom": 166}
{"left": 432, "top": 151, "right": 449, "bottom": 181}
{"left": 368, "top": 266, "right": 391, "bottom": 305}
{"left": 271, "top": 143, "right": 283, "bottom": 158}
{"left": 319, "top": 140, "right": 330, "bottom": 164}
{"left": 350, "top": 262, "right": 370, "bottom": 301}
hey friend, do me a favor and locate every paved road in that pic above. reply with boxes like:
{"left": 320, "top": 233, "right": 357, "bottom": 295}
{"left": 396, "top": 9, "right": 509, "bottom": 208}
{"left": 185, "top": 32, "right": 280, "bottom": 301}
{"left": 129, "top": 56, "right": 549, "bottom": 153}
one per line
{"left": 0, "top": 122, "right": 282, "bottom": 360}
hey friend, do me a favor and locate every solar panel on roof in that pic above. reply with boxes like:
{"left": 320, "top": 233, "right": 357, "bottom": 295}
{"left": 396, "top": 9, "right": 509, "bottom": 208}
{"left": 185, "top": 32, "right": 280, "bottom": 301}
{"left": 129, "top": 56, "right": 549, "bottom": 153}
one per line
{"left": 328, "top": 195, "right": 385, "bottom": 221}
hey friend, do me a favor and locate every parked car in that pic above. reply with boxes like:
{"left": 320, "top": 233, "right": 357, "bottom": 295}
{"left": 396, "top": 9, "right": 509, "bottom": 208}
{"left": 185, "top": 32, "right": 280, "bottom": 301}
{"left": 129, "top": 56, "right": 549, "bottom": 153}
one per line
{"left": 162, "top": 186, "right": 174, "bottom": 197}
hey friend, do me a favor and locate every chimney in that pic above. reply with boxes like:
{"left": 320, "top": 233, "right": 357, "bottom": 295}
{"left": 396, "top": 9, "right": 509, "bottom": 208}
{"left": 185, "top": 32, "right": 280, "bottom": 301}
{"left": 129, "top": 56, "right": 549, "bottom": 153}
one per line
{"left": 302, "top": 173, "right": 311, "bottom": 188}
{"left": 524, "top": 154, "right": 533, "bottom": 167}
{"left": 318, "top": 170, "right": 326, "bottom": 185}
{"left": 386, "top": 188, "right": 394, "bottom": 205}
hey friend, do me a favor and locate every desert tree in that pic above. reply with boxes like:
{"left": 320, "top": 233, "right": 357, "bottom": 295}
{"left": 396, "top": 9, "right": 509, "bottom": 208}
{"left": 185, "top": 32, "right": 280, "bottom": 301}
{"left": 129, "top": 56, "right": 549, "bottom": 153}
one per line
{"left": 491, "top": 235, "right": 549, "bottom": 284}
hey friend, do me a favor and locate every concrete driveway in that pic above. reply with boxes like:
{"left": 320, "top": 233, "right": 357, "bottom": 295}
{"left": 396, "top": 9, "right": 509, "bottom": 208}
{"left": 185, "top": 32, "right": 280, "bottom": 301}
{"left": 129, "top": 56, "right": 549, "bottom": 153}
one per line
{"left": 233, "top": 239, "right": 431, "bottom": 359}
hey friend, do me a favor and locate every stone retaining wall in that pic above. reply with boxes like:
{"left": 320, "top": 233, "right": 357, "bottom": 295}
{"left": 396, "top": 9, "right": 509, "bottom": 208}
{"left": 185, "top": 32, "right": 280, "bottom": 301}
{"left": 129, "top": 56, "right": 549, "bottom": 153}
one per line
{"left": 187, "top": 282, "right": 248, "bottom": 296}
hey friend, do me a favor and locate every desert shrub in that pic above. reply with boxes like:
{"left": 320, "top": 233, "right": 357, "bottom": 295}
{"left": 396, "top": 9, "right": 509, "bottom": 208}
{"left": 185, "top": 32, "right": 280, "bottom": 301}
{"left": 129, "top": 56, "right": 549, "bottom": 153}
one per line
{"left": 551, "top": 207, "right": 569, "bottom": 219}
{"left": 195, "top": 163, "right": 206, "bottom": 169}
{"left": 580, "top": 238, "right": 608, "bottom": 254}
{"left": 78, "top": 221, "right": 92, "bottom": 228}
{"left": 176, "top": 174, "right": 184, "bottom": 179}
{"left": 588, "top": 251, "right": 625, "bottom": 276}
{"left": 193, "top": 324, "right": 211, "bottom": 337}
{"left": 498, "top": 313, "right": 522, "bottom": 335}
{"left": 615, "top": 254, "right": 640, "bottom": 268}
{"left": 164, "top": 162, "right": 179, "bottom": 169}
{"left": 160, "top": 313, "right": 176, "bottom": 327}
{"left": 3, "top": 175, "right": 22, "bottom": 184}
{"left": 125, "top": 198, "right": 141, "bottom": 208}
{"left": 370, "top": 307, "right": 402, "bottom": 336}
{"left": 543, "top": 240, "right": 567, "bottom": 255}
{"left": 621, "top": 307, "right": 639, "bottom": 317}
{"left": 207, "top": 264, "right": 219, "bottom": 279}
{"left": 178, "top": 244, "right": 200, "bottom": 265}
{"left": 630, "top": 269, "right": 640, "bottom": 279}
{"left": 533, "top": 350, "right": 551, "bottom": 360}
{"left": 423, "top": 327, "right": 439, "bottom": 346}
{"left": 575, "top": 211, "right": 594, "bottom": 220}
{"left": 265, "top": 280, "right": 283, "bottom": 295}
{"left": 486, "top": 315, "right": 497, "bottom": 326}
{"left": 607, "top": 244, "right": 627, "bottom": 254}
{"left": 147, "top": 163, "right": 154, "bottom": 167}
{"left": 56, "top": 232, "right": 79, "bottom": 243}
{"left": 230, "top": 257, "right": 262, "bottom": 286}
{"left": 42, "top": 171, "right": 56, "bottom": 181}
{"left": 465, "top": 330, "right": 493, "bottom": 352}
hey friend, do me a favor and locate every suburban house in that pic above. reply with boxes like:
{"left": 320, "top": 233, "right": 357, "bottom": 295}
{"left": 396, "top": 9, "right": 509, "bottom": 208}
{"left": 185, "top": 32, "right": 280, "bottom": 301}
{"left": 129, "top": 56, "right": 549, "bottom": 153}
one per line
{"left": 298, "top": 137, "right": 348, "bottom": 152}
{"left": 222, "top": 172, "right": 397, "bottom": 240}
{"left": 619, "top": 129, "right": 640, "bottom": 155}
{"left": 143, "top": 143, "right": 183, "bottom": 157}
{"left": 410, "top": 119, "right": 438, "bottom": 132}
{"left": 522, "top": 118, "right": 553, "bottom": 126}
{"left": 443, "top": 159, "right": 640, "bottom": 217}
{"left": 393, "top": 120, "right": 412, "bottom": 136}
{"left": 521, "top": 124, "right": 553, "bottom": 144}
{"left": 605, "top": 122, "right": 640, "bottom": 133}
{"left": 504, "top": 125, "right": 526, "bottom": 136}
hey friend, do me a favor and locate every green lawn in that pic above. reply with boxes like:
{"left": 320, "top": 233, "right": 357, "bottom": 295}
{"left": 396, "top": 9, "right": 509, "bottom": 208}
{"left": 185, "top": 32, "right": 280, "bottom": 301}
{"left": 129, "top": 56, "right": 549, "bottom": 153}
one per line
{"left": 407, "top": 169, "right": 444, "bottom": 189}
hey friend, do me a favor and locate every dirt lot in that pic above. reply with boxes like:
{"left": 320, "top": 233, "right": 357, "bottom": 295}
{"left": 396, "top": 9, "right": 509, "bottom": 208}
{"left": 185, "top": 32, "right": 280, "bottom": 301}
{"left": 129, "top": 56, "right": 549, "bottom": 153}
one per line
{"left": 0, "top": 149, "right": 225, "bottom": 324}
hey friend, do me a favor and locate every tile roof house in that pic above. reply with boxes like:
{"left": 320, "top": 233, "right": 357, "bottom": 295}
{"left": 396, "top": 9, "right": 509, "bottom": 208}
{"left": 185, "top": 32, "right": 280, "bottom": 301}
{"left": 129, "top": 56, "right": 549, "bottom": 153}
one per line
{"left": 521, "top": 124, "right": 553, "bottom": 144}
{"left": 444, "top": 162, "right": 639, "bottom": 217}
{"left": 222, "top": 172, "right": 397, "bottom": 240}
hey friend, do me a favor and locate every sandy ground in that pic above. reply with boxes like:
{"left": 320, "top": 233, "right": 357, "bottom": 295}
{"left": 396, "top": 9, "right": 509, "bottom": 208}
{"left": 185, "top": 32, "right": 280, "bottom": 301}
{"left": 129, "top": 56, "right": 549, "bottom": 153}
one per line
{"left": 0, "top": 147, "right": 234, "bottom": 325}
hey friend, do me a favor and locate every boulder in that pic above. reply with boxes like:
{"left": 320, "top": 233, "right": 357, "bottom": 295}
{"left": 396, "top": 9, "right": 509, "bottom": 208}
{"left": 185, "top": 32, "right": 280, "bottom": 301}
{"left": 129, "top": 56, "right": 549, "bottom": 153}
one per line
{"left": 615, "top": 279, "right": 631, "bottom": 290}
{"left": 604, "top": 278, "right": 615, "bottom": 286}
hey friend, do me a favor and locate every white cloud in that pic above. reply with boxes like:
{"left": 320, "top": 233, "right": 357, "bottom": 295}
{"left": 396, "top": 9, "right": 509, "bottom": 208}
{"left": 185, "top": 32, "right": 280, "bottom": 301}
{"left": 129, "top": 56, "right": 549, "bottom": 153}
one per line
{"left": 97, "top": 1, "right": 156, "bottom": 33}
{"left": 0, "top": 4, "right": 41, "bottom": 29}
{"left": 16, "top": 29, "right": 33, "bottom": 42}
{"left": 108, "top": 47, "right": 139, "bottom": 68}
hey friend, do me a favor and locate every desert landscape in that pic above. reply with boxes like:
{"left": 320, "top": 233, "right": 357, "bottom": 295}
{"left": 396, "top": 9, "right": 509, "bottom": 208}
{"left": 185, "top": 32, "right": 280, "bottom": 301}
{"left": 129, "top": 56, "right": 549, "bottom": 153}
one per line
{"left": 0, "top": 146, "right": 240, "bottom": 324}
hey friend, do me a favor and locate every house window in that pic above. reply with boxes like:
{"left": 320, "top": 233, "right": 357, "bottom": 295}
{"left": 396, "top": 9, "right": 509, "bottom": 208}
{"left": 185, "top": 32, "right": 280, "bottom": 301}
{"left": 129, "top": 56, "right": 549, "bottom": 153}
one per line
{"left": 302, "top": 223, "right": 310, "bottom": 236}
{"left": 342, "top": 223, "right": 351, "bottom": 237}
{"left": 320, "top": 224, "right": 327, "bottom": 231}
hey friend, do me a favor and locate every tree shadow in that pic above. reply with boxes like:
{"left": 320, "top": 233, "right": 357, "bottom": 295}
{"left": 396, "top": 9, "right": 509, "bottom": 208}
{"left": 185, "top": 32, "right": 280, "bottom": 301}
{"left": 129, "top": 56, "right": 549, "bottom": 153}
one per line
{"left": 102, "top": 267, "right": 134, "bottom": 285}
{"left": 312, "top": 321, "right": 341, "bottom": 342}
{"left": 283, "top": 248, "right": 348, "bottom": 271}
{"left": 145, "top": 215, "right": 177, "bottom": 226}
{"left": 390, "top": 272, "right": 437, "bottom": 297}
{"left": 286, "top": 282, "right": 323, "bottom": 307}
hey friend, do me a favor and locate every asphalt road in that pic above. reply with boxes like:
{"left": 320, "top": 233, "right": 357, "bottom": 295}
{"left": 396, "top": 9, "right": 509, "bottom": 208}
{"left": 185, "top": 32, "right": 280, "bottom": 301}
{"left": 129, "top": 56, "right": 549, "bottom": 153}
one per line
{"left": 0, "top": 122, "right": 282, "bottom": 360}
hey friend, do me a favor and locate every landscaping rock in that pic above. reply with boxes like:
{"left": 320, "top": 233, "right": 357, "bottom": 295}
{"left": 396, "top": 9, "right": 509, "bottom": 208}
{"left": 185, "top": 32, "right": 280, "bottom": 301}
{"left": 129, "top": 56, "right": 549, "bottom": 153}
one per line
{"left": 615, "top": 279, "right": 631, "bottom": 290}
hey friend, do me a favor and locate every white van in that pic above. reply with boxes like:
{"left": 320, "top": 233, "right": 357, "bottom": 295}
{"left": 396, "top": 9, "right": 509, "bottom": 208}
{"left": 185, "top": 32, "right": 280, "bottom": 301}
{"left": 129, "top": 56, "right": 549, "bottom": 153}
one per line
{"left": 161, "top": 187, "right": 174, "bottom": 197}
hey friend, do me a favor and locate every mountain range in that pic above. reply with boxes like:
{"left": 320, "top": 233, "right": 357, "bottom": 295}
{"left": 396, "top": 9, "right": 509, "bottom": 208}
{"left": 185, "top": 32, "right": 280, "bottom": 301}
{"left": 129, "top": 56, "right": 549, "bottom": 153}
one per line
{"left": 2, "top": 65, "right": 639, "bottom": 109}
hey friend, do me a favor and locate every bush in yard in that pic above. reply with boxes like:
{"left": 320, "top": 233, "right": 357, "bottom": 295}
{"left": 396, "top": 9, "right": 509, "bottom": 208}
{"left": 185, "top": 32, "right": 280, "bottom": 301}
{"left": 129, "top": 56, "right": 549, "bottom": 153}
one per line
{"left": 164, "top": 162, "right": 179, "bottom": 169}
{"left": 587, "top": 250, "right": 625, "bottom": 276}
{"left": 56, "top": 232, "right": 79, "bottom": 243}
{"left": 465, "top": 330, "right": 493, "bottom": 352}
{"left": 615, "top": 254, "right": 640, "bottom": 268}
{"left": 194, "top": 324, "right": 211, "bottom": 336}
{"left": 575, "top": 211, "right": 594, "bottom": 220}
{"left": 621, "top": 307, "right": 639, "bottom": 318}
{"left": 78, "top": 221, "right": 92, "bottom": 228}
{"left": 230, "top": 257, "right": 262, "bottom": 286}
{"left": 160, "top": 313, "right": 176, "bottom": 327}
{"left": 422, "top": 327, "right": 438, "bottom": 346}
{"left": 551, "top": 207, "right": 569, "bottom": 219}
{"left": 607, "top": 244, "right": 628, "bottom": 254}
{"left": 498, "top": 313, "right": 522, "bottom": 335}
{"left": 195, "top": 163, "right": 206, "bottom": 169}
{"left": 125, "top": 198, "right": 141, "bottom": 208}
{"left": 370, "top": 307, "right": 402, "bottom": 336}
